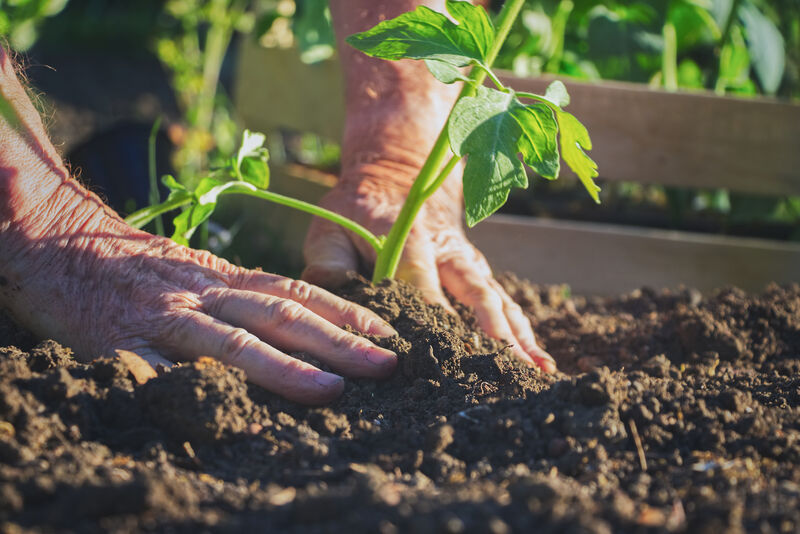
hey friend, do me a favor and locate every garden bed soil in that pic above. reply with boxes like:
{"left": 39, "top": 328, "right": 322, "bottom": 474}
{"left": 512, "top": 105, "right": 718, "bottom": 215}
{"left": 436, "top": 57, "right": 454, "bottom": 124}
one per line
{"left": 1, "top": 276, "right": 799, "bottom": 533}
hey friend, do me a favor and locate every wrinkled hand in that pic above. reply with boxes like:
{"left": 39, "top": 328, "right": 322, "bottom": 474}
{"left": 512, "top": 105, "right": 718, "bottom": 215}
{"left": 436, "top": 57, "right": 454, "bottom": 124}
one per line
{"left": 2, "top": 211, "right": 399, "bottom": 404}
{"left": 1, "top": 208, "right": 398, "bottom": 404}
{"left": 0, "top": 46, "right": 396, "bottom": 405}
{"left": 302, "top": 167, "right": 556, "bottom": 372}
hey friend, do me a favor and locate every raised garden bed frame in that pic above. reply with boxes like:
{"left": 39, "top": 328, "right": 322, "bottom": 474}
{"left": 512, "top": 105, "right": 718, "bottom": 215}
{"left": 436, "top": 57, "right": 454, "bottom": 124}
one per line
{"left": 234, "top": 42, "right": 800, "bottom": 295}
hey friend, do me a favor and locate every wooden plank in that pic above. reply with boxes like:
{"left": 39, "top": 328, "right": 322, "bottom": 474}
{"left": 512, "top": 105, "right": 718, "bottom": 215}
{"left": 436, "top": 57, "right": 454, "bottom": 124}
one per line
{"left": 502, "top": 75, "right": 800, "bottom": 197}
{"left": 467, "top": 215, "right": 800, "bottom": 295}
{"left": 234, "top": 42, "right": 800, "bottom": 196}
{"left": 234, "top": 41, "right": 345, "bottom": 141}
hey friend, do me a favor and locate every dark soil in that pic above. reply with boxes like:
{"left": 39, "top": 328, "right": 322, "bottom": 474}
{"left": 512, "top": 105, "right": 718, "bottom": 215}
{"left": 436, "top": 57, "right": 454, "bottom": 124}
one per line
{"left": 1, "top": 276, "right": 799, "bottom": 533}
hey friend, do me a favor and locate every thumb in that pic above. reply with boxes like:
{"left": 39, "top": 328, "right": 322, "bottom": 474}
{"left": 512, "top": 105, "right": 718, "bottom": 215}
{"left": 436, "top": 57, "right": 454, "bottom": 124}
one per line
{"left": 302, "top": 218, "right": 360, "bottom": 289}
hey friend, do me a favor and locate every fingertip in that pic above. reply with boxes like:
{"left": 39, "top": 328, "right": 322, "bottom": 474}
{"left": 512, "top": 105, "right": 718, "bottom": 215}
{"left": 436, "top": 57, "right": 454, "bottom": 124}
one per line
{"left": 301, "top": 264, "right": 350, "bottom": 290}
{"left": 510, "top": 344, "right": 536, "bottom": 367}
{"left": 534, "top": 356, "right": 558, "bottom": 374}
{"left": 524, "top": 344, "right": 557, "bottom": 374}
{"left": 306, "top": 371, "right": 345, "bottom": 404}
{"left": 365, "top": 346, "right": 398, "bottom": 378}
{"left": 365, "top": 319, "right": 398, "bottom": 337}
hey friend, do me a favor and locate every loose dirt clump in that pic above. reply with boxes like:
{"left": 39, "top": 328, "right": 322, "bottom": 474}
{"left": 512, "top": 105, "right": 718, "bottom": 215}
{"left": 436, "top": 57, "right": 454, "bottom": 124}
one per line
{"left": 0, "top": 277, "right": 798, "bottom": 533}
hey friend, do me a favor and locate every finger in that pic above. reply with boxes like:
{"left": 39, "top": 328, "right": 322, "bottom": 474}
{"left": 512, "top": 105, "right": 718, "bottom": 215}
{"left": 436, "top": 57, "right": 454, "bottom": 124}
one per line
{"left": 236, "top": 272, "right": 396, "bottom": 337}
{"left": 127, "top": 347, "right": 174, "bottom": 370}
{"left": 203, "top": 288, "right": 397, "bottom": 378}
{"left": 488, "top": 279, "right": 557, "bottom": 373}
{"left": 396, "top": 245, "right": 456, "bottom": 314}
{"left": 438, "top": 258, "right": 535, "bottom": 366}
{"left": 164, "top": 311, "right": 345, "bottom": 404}
{"left": 302, "top": 219, "right": 360, "bottom": 290}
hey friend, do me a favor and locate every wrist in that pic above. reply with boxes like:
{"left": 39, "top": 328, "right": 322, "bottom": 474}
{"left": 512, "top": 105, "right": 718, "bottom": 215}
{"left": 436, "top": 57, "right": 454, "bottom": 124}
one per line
{"left": 0, "top": 176, "right": 128, "bottom": 277}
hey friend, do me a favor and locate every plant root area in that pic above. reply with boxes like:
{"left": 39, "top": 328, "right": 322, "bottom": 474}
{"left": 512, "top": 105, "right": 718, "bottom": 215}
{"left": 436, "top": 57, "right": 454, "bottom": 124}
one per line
{"left": 1, "top": 276, "right": 799, "bottom": 533}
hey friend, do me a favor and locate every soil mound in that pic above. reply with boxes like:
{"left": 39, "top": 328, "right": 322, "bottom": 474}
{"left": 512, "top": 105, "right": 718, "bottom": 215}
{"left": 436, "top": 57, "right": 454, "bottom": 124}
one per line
{"left": 0, "top": 277, "right": 798, "bottom": 533}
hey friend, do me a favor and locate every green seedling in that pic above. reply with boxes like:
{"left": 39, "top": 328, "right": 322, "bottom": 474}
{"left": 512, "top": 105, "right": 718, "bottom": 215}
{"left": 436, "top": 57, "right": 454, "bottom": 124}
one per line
{"left": 127, "top": 0, "right": 599, "bottom": 283}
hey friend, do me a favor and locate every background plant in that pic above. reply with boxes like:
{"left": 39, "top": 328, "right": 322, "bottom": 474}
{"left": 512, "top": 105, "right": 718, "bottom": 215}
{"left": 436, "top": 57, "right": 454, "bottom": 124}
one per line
{"left": 0, "top": 0, "right": 69, "bottom": 51}
{"left": 489, "top": 0, "right": 798, "bottom": 238}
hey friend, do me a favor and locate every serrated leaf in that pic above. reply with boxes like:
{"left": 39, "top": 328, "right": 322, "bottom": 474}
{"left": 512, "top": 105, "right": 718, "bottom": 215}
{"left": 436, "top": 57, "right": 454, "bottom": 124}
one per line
{"left": 555, "top": 110, "right": 601, "bottom": 202}
{"left": 346, "top": 1, "right": 493, "bottom": 69}
{"left": 444, "top": 0, "right": 494, "bottom": 58}
{"left": 514, "top": 104, "right": 560, "bottom": 180}
{"left": 544, "top": 80, "right": 570, "bottom": 107}
{"left": 425, "top": 59, "right": 471, "bottom": 84}
{"left": 449, "top": 86, "right": 560, "bottom": 226}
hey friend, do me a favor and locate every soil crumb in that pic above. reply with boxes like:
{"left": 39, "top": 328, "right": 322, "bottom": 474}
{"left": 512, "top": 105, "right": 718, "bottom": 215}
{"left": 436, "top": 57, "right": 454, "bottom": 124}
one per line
{"left": 0, "top": 276, "right": 798, "bottom": 533}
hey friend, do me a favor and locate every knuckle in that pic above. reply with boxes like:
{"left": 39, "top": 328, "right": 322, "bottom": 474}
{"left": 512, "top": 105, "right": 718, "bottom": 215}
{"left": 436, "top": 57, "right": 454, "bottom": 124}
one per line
{"left": 199, "top": 286, "right": 227, "bottom": 316}
{"left": 218, "top": 327, "right": 257, "bottom": 364}
{"left": 266, "top": 299, "right": 306, "bottom": 329}
{"left": 464, "top": 283, "right": 495, "bottom": 305}
{"left": 278, "top": 356, "right": 313, "bottom": 383}
{"left": 284, "top": 279, "right": 314, "bottom": 305}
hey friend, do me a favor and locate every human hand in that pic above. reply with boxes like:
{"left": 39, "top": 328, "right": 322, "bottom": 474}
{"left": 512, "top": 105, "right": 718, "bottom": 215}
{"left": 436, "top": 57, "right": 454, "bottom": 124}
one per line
{"left": 1, "top": 208, "right": 398, "bottom": 404}
{"left": 0, "top": 47, "right": 396, "bottom": 405}
{"left": 302, "top": 165, "right": 556, "bottom": 373}
{"left": 321, "top": 1, "right": 555, "bottom": 372}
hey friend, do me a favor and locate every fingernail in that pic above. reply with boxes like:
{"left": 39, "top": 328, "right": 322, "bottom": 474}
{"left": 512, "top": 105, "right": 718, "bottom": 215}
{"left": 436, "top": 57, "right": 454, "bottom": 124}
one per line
{"left": 369, "top": 320, "right": 398, "bottom": 337}
{"left": 534, "top": 356, "right": 558, "bottom": 374}
{"left": 366, "top": 347, "right": 397, "bottom": 366}
{"left": 314, "top": 371, "right": 344, "bottom": 388}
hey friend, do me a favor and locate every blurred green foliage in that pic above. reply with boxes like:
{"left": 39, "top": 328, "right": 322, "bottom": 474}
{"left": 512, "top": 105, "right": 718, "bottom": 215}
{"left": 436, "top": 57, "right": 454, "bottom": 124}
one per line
{"left": 0, "top": 0, "right": 69, "bottom": 50}
{"left": 495, "top": 0, "right": 793, "bottom": 97}
{"left": 488, "top": 0, "right": 798, "bottom": 235}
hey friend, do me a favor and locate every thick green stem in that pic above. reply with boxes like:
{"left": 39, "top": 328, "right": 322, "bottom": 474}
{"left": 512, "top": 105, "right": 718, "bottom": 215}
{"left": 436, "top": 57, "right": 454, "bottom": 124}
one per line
{"left": 371, "top": 0, "right": 526, "bottom": 283}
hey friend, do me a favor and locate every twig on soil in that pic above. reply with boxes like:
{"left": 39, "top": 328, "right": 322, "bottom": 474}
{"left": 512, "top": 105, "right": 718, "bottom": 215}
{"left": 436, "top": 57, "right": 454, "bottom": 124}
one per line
{"left": 628, "top": 419, "right": 647, "bottom": 472}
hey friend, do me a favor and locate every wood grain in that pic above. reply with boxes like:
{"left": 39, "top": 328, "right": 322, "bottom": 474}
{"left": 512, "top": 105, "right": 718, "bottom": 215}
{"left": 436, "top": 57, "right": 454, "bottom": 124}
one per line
{"left": 467, "top": 215, "right": 800, "bottom": 295}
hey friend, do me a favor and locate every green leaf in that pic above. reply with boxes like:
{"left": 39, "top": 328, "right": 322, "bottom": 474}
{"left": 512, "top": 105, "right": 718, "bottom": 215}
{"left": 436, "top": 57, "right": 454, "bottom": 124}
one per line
{"left": 449, "top": 86, "right": 560, "bottom": 226}
{"left": 170, "top": 177, "right": 223, "bottom": 245}
{"left": 345, "top": 1, "right": 494, "bottom": 69}
{"left": 240, "top": 157, "right": 270, "bottom": 189}
{"left": 739, "top": 2, "right": 784, "bottom": 94}
{"left": 514, "top": 104, "right": 560, "bottom": 180}
{"left": 444, "top": 0, "right": 494, "bottom": 59}
{"left": 235, "top": 130, "right": 270, "bottom": 188}
{"left": 162, "top": 175, "right": 187, "bottom": 195}
{"left": 555, "top": 109, "right": 601, "bottom": 203}
{"left": 543, "top": 80, "right": 570, "bottom": 107}
{"left": 424, "top": 59, "right": 471, "bottom": 84}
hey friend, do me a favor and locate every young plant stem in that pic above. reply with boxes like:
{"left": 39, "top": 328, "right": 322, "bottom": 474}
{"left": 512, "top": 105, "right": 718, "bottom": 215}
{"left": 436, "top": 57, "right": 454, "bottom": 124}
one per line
{"left": 148, "top": 118, "right": 165, "bottom": 236}
{"left": 243, "top": 189, "right": 384, "bottom": 252}
{"left": 371, "top": 0, "right": 527, "bottom": 283}
{"left": 126, "top": 186, "right": 383, "bottom": 253}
